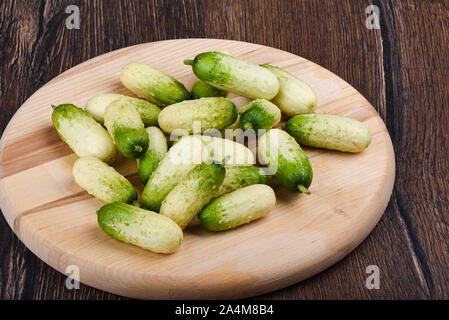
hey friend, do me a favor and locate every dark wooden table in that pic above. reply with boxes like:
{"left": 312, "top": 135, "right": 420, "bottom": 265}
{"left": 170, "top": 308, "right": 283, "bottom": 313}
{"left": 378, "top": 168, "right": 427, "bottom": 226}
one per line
{"left": 0, "top": 0, "right": 448, "bottom": 300}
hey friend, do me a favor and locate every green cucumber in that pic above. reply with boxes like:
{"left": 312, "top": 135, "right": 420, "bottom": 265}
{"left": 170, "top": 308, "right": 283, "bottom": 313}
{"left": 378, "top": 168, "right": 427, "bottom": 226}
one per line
{"left": 104, "top": 98, "right": 149, "bottom": 158}
{"left": 258, "top": 129, "right": 313, "bottom": 194}
{"left": 216, "top": 166, "right": 270, "bottom": 197}
{"left": 52, "top": 104, "right": 117, "bottom": 164}
{"left": 158, "top": 97, "right": 237, "bottom": 134}
{"left": 184, "top": 51, "right": 279, "bottom": 100}
{"left": 73, "top": 157, "right": 136, "bottom": 203}
{"left": 191, "top": 79, "right": 227, "bottom": 99}
{"left": 97, "top": 202, "right": 183, "bottom": 253}
{"left": 141, "top": 135, "right": 254, "bottom": 212}
{"left": 141, "top": 135, "right": 205, "bottom": 211}
{"left": 239, "top": 99, "right": 281, "bottom": 131}
{"left": 86, "top": 93, "right": 160, "bottom": 126}
{"left": 260, "top": 64, "right": 317, "bottom": 116}
{"left": 189, "top": 51, "right": 233, "bottom": 100}
{"left": 120, "top": 62, "right": 190, "bottom": 107}
{"left": 199, "top": 184, "right": 276, "bottom": 231}
{"left": 160, "top": 161, "right": 226, "bottom": 229}
{"left": 285, "top": 114, "right": 371, "bottom": 153}
{"left": 137, "top": 127, "right": 168, "bottom": 184}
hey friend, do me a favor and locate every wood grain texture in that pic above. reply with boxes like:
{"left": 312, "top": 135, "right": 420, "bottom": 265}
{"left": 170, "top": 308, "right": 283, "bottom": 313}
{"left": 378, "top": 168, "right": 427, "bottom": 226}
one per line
{"left": 0, "top": 0, "right": 447, "bottom": 300}
{"left": 0, "top": 39, "right": 394, "bottom": 299}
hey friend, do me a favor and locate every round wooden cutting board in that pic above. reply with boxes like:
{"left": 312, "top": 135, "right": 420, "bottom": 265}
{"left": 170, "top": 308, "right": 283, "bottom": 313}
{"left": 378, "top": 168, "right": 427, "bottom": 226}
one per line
{"left": 0, "top": 39, "right": 395, "bottom": 299}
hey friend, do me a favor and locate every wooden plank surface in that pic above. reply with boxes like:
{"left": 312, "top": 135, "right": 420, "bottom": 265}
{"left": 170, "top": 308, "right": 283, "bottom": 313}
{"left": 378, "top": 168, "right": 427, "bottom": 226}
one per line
{"left": 0, "top": 0, "right": 447, "bottom": 299}
{"left": 0, "top": 39, "right": 395, "bottom": 299}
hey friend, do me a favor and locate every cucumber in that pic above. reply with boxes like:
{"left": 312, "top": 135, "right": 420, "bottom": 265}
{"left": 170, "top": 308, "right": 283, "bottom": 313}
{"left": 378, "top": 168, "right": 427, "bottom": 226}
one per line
{"left": 261, "top": 64, "right": 317, "bottom": 116}
{"left": 141, "top": 135, "right": 254, "bottom": 212}
{"left": 258, "top": 129, "right": 313, "bottom": 194}
{"left": 285, "top": 114, "right": 371, "bottom": 153}
{"left": 160, "top": 161, "right": 226, "bottom": 229}
{"left": 191, "top": 79, "right": 227, "bottom": 99}
{"left": 73, "top": 157, "right": 136, "bottom": 203}
{"left": 216, "top": 166, "right": 270, "bottom": 197}
{"left": 120, "top": 62, "right": 190, "bottom": 107}
{"left": 52, "top": 104, "right": 117, "bottom": 164}
{"left": 141, "top": 135, "right": 205, "bottom": 211}
{"left": 137, "top": 127, "right": 168, "bottom": 184}
{"left": 184, "top": 51, "right": 279, "bottom": 100}
{"left": 190, "top": 50, "right": 234, "bottom": 99}
{"left": 158, "top": 97, "right": 237, "bottom": 134}
{"left": 104, "top": 98, "right": 149, "bottom": 158}
{"left": 86, "top": 93, "right": 161, "bottom": 126}
{"left": 239, "top": 99, "right": 281, "bottom": 131}
{"left": 199, "top": 184, "right": 276, "bottom": 231}
{"left": 97, "top": 202, "right": 183, "bottom": 253}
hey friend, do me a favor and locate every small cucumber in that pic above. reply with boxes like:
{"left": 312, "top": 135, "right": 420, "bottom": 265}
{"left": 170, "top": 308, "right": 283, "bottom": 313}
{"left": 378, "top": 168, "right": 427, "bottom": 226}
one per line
{"left": 190, "top": 51, "right": 233, "bottom": 99}
{"left": 285, "top": 114, "right": 371, "bottom": 153}
{"left": 120, "top": 62, "right": 190, "bottom": 107}
{"left": 97, "top": 202, "right": 183, "bottom": 254}
{"left": 73, "top": 157, "right": 136, "bottom": 203}
{"left": 158, "top": 97, "right": 237, "bottom": 134}
{"left": 199, "top": 184, "right": 276, "bottom": 231}
{"left": 191, "top": 79, "right": 227, "bottom": 99}
{"left": 137, "top": 127, "right": 168, "bottom": 184}
{"left": 141, "top": 135, "right": 254, "bottom": 212}
{"left": 184, "top": 52, "right": 279, "bottom": 100}
{"left": 52, "top": 104, "right": 117, "bottom": 164}
{"left": 258, "top": 129, "right": 313, "bottom": 194}
{"left": 261, "top": 64, "right": 317, "bottom": 116}
{"left": 239, "top": 99, "right": 281, "bottom": 131}
{"left": 141, "top": 135, "right": 205, "bottom": 211}
{"left": 160, "top": 161, "right": 226, "bottom": 229}
{"left": 216, "top": 166, "right": 270, "bottom": 197}
{"left": 86, "top": 93, "right": 161, "bottom": 126}
{"left": 104, "top": 98, "right": 149, "bottom": 158}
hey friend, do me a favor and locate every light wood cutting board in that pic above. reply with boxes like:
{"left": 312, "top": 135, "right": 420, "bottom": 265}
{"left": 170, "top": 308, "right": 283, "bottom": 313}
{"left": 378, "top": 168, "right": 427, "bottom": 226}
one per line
{"left": 0, "top": 39, "right": 395, "bottom": 299}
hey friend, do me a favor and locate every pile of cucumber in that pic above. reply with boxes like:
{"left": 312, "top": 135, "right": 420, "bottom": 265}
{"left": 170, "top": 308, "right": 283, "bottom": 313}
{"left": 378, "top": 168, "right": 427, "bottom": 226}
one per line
{"left": 52, "top": 51, "right": 371, "bottom": 254}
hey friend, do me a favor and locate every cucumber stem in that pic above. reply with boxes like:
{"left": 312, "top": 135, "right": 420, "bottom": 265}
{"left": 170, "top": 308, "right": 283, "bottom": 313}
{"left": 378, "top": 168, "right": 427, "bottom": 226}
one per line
{"left": 298, "top": 185, "right": 311, "bottom": 194}
{"left": 183, "top": 59, "right": 194, "bottom": 66}
{"left": 134, "top": 145, "right": 143, "bottom": 153}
